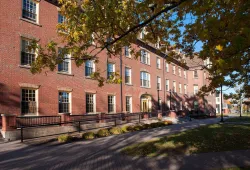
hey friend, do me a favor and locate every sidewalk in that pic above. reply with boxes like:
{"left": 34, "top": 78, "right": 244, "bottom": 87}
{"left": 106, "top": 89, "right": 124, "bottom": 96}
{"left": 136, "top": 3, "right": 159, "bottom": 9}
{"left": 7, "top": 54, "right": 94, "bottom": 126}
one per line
{"left": 0, "top": 118, "right": 249, "bottom": 170}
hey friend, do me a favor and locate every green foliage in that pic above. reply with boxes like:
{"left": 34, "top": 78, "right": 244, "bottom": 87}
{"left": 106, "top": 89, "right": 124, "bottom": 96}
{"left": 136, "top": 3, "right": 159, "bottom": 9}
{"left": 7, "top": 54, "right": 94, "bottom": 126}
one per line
{"left": 142, "top": 124, "right": 151, "bottom": 129}
{"left": 82, "top": 132, "right": 95, "bottom": 140}
{"left": 58, "top": 134, "right": 72, "bottom": 143}
{"left": 126, "top": 126, "right": 135, "bottom": 132}
{"left": 109, "top": 127, "right": 123, "bottom": 135}
{"left": 133, "top": 125, "right": 144, "bottom": 131}
{"left": 121, "top": 125, "right": 129, "bottom": 133}
{"left": 97, "top": 129, "right": 110, "bottom": 137}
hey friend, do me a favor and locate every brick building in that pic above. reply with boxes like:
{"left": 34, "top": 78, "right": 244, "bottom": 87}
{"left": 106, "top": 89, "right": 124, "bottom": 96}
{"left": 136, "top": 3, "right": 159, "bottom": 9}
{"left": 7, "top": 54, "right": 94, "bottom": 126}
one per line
{"left": 0, "top": 0, "right": 216, "bottom": 117}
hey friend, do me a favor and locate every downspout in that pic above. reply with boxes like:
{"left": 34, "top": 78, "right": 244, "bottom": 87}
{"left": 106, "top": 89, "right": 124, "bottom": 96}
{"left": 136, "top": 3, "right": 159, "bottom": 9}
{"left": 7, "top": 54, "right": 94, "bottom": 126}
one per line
{"left": 120, "top": 51, "right": 123, "bottom": 112}
{"left": 163, "top": 57, "right": 166, "bottom": 112}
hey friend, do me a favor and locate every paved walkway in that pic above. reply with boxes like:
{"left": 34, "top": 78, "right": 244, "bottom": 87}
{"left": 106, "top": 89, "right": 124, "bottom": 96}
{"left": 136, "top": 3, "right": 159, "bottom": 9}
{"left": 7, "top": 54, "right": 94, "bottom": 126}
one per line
{"left": 0, "top": 118, "right": 250, "bottom": 170}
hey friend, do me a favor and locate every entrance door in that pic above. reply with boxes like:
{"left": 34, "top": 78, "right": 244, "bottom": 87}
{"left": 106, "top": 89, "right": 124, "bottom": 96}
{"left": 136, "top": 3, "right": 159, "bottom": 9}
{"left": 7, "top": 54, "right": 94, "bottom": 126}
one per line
{"left": 142, "top": 99, "right": 148, "bottom": 112}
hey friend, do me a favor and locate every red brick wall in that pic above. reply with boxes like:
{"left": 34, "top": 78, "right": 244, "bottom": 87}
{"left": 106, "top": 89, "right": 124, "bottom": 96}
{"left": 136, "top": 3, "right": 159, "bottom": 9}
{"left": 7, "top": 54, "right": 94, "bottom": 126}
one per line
{"left": 0, "top": 0, "right": 216, "bottom": 116}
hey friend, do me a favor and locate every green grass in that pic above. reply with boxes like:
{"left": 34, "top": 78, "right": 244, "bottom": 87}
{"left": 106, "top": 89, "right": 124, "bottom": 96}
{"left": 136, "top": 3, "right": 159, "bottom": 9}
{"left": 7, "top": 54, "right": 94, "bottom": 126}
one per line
{"left": 121, "top": 124, "right": 250, "bottom": 157}
{"left": 225, "top": 116, "right": 250, "bottom": 122}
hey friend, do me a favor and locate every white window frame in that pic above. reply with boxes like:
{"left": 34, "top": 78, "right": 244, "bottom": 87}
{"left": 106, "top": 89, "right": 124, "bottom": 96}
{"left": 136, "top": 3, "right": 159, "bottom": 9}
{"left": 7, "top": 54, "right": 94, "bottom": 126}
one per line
{"left": 21, "top": 88, "right": 38, "bottom": 115}
{"left": 108, "top": 95, "right": 116, "bottom": 113}
{"left": 179, "top": 83, "right": 182, "bottom": 94}
{"left": 194, "top": 85, "right": 199, "bottom": 95}
{"left": 22, "top": 0, "right": 39, "bottom": 23}
{"left": 173, "top": 81, "right": 176, "bottom": 92}
{"left": 125, "top": 67, "right": 132, "bottom": 85}
{"left": 157, "top": 76, "right": 161, "bottom": 90}
{"left": 58, "top": 48, "right": 72, "bottom": 74}
{"left": 193, "top": 70, "right": 198, "bottom": 78}
{"left": 180, "top": 101, "right": 183, "bottom": 110}
{"left": 140, "top": 71, "right": 151, "bottom": 88}
{"left": 166, "top": 79, "right": 169, "bottom": 91}
{"left": 140, "top": 49, "right": 150, "bottom": 65}
{"left": 86, "top": 93, "right": 96, "bottom": 113}
{"left": 184, "top": 70, "right": 187, "bottom": 79}
{"left": 124, "top": 46, "right": 131, "bottom": 58}
{"left": 166, "top": 63, "right": 169, "bottom": 72}
{"left": 107, "top": 63, "right": 115, "bottom": 78}
{"left": 172, "top": 65, "right": 176, "bottom": 74}
{"left": 21, "top": 38, "right": 37, "bottom": 66}
{"left": 58, "top": 91, "right": 72, "bottom": 114}
{"left": 157, "top": 57, "right": 161, "bottom": 69}
{"left": 184, "top": 84, "right": 187, "bottom": 94}
{"left": 178, "top": 67, "right": 181, "bottom": 77}
{"left": 126, "top": 96, "right": 132, "bottom": 113}
{"left": 85, "top": 60, "right": 95, "bottom": 77}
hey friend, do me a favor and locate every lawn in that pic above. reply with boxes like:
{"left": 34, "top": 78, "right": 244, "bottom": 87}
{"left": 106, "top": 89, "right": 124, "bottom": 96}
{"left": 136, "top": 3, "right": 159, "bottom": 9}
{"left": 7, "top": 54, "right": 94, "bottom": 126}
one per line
{"left": 121, "top": 124, "right": 250, "bottom": 157}
{"left": 225, "top": 116, "right": 250, "bottom": 122}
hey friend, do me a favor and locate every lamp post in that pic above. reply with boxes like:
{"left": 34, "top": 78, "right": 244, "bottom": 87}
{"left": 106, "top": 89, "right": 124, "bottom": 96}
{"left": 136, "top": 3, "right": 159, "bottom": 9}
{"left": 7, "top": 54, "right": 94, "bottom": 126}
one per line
{"left": 170, "top": 89, "right": 172, "bottom": 110}
{"left": 157, "top": 89, "right": 160, "bottom": 110}
{"left": 220, "top": 84, "right": 224, "bottom": 122}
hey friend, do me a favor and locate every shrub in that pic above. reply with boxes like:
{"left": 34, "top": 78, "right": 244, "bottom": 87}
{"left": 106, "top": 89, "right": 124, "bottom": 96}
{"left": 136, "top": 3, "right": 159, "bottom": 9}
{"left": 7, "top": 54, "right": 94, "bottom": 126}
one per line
{"left": 109, "top": 127, "right": 123, "bottom": 135}
{"left": 58, "top": 134, "right": 72, "bottom": 143}
{"left": 142, "top": 124, "right": 150, "bottom": 129}
{"left": 97, "top": 129, "right": 110, "bottom": 137}
{"left": 127, "top": 125, "right": 135, "bottom": 132}
{"left": 150, "top": 122, "right": 160, "bottom": 128}
{"left": 156, "top": 122, "right": 165, "bottom": 127}
{"left": 133, "top": 125, "right": 144, "bottom": 131}
{"left": 82, "top": 132, "right": 95, "bottom": 140}
{"left": 164, "top": 120, "right": 173, "bottom": 125}
{"left": 121, "top": 125, "right": 129, "bottom": 133}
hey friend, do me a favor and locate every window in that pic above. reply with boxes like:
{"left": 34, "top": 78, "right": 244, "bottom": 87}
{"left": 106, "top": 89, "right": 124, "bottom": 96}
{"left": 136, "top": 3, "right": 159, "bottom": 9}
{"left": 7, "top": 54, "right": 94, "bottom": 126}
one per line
{"left": 166, "top": 79, "right": 169, "bottom": 91}
{"left": 194, "top": 101, "right": 199, "bottom": 109}
{"left": 59, "top": 91, "right": 70, "bottom": 113}
{"left": 140, "top": 72, "right": 150, "bottom": 88}
{"left": 166, "top": 63, "right": 169, "bottom": 72}
{"left": 85, "top": 60, "right": 95, "bottom": 77}
{"left": 125, "top": 67, "right": 132, "bottom": 84}
{"left": 126, "top": 96, "right": 132, "bottom": 113}
{"left": 58, "top": 48, "right": 71, "bottom": 73}
{"left": 184, "top": 84, "right": 187, "bottom": 94}
{"left": 140, "top": 50, "right": 150, "bottom": 65}
{"left": 108, "top": 95, "right": 115, "bottom": 113}
{"left": 157, "top": 77, "right": 161, "bottom": 90}
{"left": 140, "top": 29, "right": 146, "bottom": 39}
{"left": 178, "top": 67, "right": 181, "bottom": 77}
{"left": 173, "top": 100, "right": 177, "bottom": 110}
{"left": 184, "top": 70, "right": 187, "bottom": 79}
{"left": 194, "top": 85, "right": 198, "bottom": 95}
{"left": 194, "top": 70, "right": 198, "bottom": 78}
{"left": 58, "top": 13, "right": 66, "bottom": 23}
{"left": 179, "top": 83, "right": 182, "bottom": 93}
{"left": 21, "top": 89, "right": 37, "bottom": 115}
{"left": 172, "top": 65, "right": 176, "bottom": 74}
{"left": 21, "top": 39, "right": 36, "bottom": 66}
{"left": 173, "top": 81, "right": 176, "bottom": 92}
{"left": 157, "top": 58, "right": 161, "bottom": 69}
{"left": 22, "top": 0, "right": 38, "bottom": 22}
{"left": 125, "top": 46, "right": 130, "bottom": 57}
{"left": 107, "top": 63, "right": 115, "bottom": 78}
{"left": 86, "top": 93, "right": 96, "bottom": 113}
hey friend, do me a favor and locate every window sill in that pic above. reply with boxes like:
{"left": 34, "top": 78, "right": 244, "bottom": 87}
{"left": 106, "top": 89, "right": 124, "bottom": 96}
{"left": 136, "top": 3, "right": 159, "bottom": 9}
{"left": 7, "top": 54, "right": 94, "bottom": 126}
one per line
{"left": 125, "top": 83, "right": 133, "bottom": 86}
{"left": 140, "top": 86, "right": 151, "bottom": 89}
{"left": 85, "top": 76, "right": 94, "bottom": 79}
{"left": 140, "top": 62, "right": 151, "bottom": 66}
{"left": 20, "top": 17, "right": 42, "bottom": 27}
{"left": 125, "top": 56, "right": 132, "bottom": 59}
{"left": 57, "top": 72, "right": 74, "bottom": 76}
{"left": 19, "top": 65, "right": 31, "bottom": 69}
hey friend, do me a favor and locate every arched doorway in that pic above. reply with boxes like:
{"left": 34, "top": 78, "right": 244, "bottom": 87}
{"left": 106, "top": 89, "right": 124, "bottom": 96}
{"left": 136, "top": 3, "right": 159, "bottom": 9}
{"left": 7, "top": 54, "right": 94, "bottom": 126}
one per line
{"left": 140, "top": 94, "right": 152, "bottom": 112}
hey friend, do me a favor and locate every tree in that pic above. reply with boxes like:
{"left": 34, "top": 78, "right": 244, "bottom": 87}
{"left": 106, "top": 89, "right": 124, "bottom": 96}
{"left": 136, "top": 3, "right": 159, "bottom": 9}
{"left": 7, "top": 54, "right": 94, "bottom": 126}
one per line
{"left": 30, "top": 0, "right": 250, "bottom": 91}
